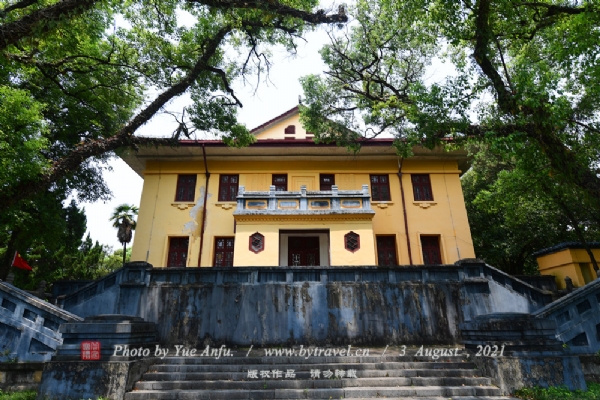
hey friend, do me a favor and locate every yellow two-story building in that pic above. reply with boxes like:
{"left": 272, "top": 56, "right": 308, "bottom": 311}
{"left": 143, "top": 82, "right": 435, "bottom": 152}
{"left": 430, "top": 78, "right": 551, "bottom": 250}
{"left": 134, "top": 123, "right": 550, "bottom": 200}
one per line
{"left": 121, "top": 106, "right": 475, "bottom": 267}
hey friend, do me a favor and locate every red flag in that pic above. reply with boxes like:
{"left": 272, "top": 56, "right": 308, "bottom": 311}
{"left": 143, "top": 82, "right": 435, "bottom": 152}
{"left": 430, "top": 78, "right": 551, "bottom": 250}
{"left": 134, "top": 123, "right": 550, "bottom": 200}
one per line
{"left": 12, "top": 252, "right": 32, "bottom": 271}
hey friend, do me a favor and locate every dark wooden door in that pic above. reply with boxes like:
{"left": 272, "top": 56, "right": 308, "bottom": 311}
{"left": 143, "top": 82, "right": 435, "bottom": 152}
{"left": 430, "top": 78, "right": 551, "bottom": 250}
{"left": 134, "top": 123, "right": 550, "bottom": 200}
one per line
{"left": 288, "top": 237, "right": 320, "bottom": 266}
{"left": 421, "top": 236, "right": 442, "bottom": 264}
{"left": 320, "top": 174, "right": 335, "bottom": 191}
{"left": 167, "top": 237, "right": 189, "bottom": 267}
{"left": 376, "top": 236, "right": 397, "bottom": 266}
{"left": 214, "top": 237, "right": 235, "bottom": 267}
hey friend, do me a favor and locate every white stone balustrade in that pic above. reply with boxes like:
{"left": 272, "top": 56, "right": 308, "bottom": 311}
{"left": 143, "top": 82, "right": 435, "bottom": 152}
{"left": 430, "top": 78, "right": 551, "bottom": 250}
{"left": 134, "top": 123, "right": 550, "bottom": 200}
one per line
{"left": 234, "top": 185, "right": 374, "bottom": 215}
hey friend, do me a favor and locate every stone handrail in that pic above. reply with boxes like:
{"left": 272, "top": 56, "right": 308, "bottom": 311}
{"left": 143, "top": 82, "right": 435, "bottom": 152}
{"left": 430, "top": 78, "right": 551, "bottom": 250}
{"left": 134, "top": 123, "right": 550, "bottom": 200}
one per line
{"left": 532, "top": 276, "right": 600, "bottom": 353}
{"left": 0, "top": 281, "right": 82, "bottom": 362}
{"left": 455, "top": 259, "right": 554, "bottom": 307}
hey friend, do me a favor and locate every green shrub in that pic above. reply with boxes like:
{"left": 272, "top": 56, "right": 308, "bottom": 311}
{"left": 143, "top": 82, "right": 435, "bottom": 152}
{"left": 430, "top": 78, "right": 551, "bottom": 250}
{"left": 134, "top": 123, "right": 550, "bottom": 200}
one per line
{"left": 0, "top": 391, "right": 36, "bottom": 400}
{"left": 515, "top": 382, "right": 600, "bottom": 400}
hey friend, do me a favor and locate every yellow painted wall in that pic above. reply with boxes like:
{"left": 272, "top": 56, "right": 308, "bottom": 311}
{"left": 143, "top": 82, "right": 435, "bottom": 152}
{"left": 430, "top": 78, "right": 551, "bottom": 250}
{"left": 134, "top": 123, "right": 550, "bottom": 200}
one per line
{"left": 130, "top": 111, "right": 475, "bottom": 268}
{"left": 233, "top": 218, "right": 376, "bottom": 267}
{"left": 254, "top": 113, "right": 312, "bottom": 140}
{"left": 536, "top": 248, "right": 600, "bottom": 289}
{"left": 131, "top": 157, "right": 475, "bottom": 267}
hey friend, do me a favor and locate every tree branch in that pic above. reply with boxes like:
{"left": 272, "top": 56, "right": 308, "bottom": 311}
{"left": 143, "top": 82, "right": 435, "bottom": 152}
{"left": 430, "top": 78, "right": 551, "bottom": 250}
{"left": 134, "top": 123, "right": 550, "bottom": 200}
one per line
{"left": 516, "top": 2, "right": 587, "bottom": 16}
{"left": 0, "top": 0, "right": 98, "bottom": 51}
{"left": 0, "top": 0, "right": 39, "bottom": 18}
{"left": 0, "top": 26, "right": 233, "bottom": 210}
{"left": 187, "top": 0, "right": 348, "bottom": 24}
{"left": 472, "top": 0, "right": 516, "bottom": 114}
{"left": 206, "top": 66, "right": 243, "bottom": 107}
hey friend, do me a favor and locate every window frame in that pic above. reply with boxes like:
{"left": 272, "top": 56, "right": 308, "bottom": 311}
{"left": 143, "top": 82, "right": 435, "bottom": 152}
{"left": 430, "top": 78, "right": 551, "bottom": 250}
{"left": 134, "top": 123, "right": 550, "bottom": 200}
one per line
{"left": 370, "top": 174, "right": 391, "bottom": 201}
{"left": 411, "top": 174, "right": 434, "bottom": 201}
{"left": 249, "top": 232, "right": 265, "bottom": 254}
{"left": 284, "top": 125, "right": 296, "bottom": 135}
{"left": 167, "top": 237, "right": 189, "bottom": 268}
{"left": 213, "top": 237, "right": 235, "bottom": 267}
{"left": 175, "top": 174, "right": 197, "bottom": 202}
{"left": 218, "top": 174, "right": 239, "bottom": 202}
{"left": 272, "top": 174, "right": 288, "bottom": 191}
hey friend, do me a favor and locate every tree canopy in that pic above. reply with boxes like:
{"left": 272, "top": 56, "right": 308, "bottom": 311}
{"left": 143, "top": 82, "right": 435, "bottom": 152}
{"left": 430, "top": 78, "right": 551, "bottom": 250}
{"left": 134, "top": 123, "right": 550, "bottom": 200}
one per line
{"left": 3, "top": 198, "right": 121, "bottom": 289}
{"left": 300, "top": 0, "right": 600, "bottom": 213}
{"left": 0, "top": 0, "right": 346, "bottom": 209}
{"left": 0, "top": 0, "right": 346, "bottom": 277}
{"left": 299, "top": 0, "right": 600, "bottom": 271}
{"left": 462, "top": 143, "right": 599, "bottom": 275}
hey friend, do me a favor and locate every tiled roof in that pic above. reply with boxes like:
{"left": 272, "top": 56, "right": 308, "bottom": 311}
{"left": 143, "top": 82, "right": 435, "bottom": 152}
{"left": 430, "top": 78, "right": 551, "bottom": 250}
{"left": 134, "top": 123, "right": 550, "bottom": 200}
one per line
{"left": 532, "top": 242, "right": 600, "bottom": 258}
{"left": 250, "top": 106, "right": 299, "bottom": 134}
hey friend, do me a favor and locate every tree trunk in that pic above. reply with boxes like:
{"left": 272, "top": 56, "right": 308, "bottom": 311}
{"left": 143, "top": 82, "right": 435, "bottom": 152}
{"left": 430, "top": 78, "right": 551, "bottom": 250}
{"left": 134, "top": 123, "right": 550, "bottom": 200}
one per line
{"left": 1, "top": 230, "right": 19, "bottom": 281}
{"left": 553, "top": 197, "right": 600, "bottom": 272}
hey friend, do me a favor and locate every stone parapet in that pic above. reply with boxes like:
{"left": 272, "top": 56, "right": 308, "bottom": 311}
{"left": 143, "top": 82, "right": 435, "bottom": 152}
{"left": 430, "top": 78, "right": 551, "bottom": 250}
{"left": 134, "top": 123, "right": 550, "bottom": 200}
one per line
{"left": 53, "top": 314, "right": 159, "bottom": 361}
{"left": 460, "top": 312, "right": 586, "bottom": 394}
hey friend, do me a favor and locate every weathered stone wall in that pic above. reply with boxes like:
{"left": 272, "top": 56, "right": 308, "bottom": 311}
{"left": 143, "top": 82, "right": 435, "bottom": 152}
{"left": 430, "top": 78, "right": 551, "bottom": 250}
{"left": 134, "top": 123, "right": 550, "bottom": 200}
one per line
{"left": 579, "top": 355, "right": 600, "bottom": 383}
{"left": 0, "top": 362, "right": 44, "bottom": 392}
{"left": 471, "top": 354, "right": 587, "bottom": 394}
{"left": 60, "top": 261, "right": 551, "bottom": 346}
{"left": 36, "top": 359, "right": 153, "bottom": 400}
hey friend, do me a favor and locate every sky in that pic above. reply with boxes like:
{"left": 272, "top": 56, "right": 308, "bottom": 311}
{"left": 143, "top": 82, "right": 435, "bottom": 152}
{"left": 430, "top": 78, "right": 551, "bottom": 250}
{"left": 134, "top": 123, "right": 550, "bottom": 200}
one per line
{"left": 81, "top": 26, "right": 333, "bottom": 251}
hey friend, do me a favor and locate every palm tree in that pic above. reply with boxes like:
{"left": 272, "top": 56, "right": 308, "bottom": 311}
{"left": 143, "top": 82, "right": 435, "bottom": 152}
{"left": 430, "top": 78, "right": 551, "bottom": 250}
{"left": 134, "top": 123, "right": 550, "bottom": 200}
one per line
{"left": 109, "top": 204, "right": 139, "bottom": 266}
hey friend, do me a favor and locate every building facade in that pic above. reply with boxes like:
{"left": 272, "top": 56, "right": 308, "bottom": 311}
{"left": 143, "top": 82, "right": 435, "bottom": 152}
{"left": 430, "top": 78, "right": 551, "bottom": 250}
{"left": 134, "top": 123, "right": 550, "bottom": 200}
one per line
{"left": 121, "top": 107, "right": 475, "bottom": 267}
{"left": 534, "top": 242, "right": 600, "bottom": 289}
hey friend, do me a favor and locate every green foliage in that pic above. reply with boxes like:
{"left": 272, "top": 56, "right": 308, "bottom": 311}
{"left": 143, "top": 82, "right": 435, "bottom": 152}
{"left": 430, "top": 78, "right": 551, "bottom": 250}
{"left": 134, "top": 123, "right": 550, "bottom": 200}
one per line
{"left": 0, "top": 390, "right": 36, "bottom": 400}
{"left": 0, "top": 0, "right": 347, "bottom": 268}
{"left": 110, "top": 203, "right": 138, "bottom": 255}
{"left": 461, "top": 143, "right": 599, "bottom": 275}
{"left": 4, "top": 199, "right": 123, "bottom": 290}
{"left": 0, "top": 0, "right": 348, "bottom": 283}
{"left": 0, "top": 86, "right": 49, "bottom": 190}
{"left": 301, "top": 0, "right": 600, "bottom": 224}
{"left": 515, "top": 382, "right": 600, "bottom": 400}
{"left": 110, "top": 204, "right": 138, "bottom": 229}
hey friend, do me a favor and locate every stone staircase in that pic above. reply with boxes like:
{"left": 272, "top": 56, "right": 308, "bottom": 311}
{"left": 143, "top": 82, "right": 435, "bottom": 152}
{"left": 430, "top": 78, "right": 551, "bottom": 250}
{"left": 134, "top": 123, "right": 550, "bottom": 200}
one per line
{"left": 124, "top": 349, "right": 517, "bottom": 399}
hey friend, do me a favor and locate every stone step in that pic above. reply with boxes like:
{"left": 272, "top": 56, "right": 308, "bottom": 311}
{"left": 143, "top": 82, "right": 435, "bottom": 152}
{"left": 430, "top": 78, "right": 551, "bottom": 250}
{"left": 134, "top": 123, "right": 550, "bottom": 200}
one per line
{"left": 149, "top": 361, "right": 477, "bottom": 371}
{"left": 134, "top": 376, "right": 493, "bottom": 390}
{"left": 124, "top": 386, "right": 503, "bottom": 399}
{"left": 156, "top": 355, "right": 467, "bottom": 364}
{"left": 143, "top": 368, "right": 482, "bottom": 380}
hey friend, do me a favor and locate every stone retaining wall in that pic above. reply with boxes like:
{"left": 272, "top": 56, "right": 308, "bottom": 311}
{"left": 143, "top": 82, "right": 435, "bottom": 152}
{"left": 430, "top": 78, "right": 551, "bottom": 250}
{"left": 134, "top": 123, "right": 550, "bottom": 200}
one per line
{"left": 59, "top": 261, "right": 551, "bottom": 346}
